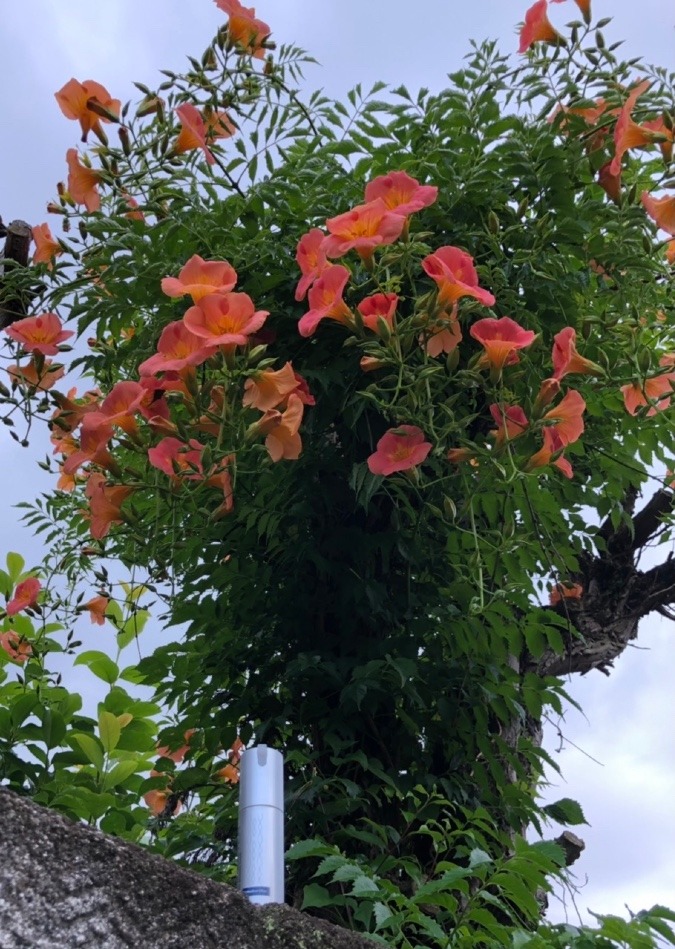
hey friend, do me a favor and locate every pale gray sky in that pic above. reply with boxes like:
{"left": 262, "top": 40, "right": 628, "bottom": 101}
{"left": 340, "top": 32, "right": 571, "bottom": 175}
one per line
{"left": 0, "top": 0, "right": 674, "bottom": 926}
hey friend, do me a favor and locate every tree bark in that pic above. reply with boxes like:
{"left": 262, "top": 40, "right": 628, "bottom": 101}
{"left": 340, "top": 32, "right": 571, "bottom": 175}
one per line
{"left": 530, "top": 488, "right": 675, "bottom": 678}
{"left": 0, "top": 217, "right": 32, "bottom": 329}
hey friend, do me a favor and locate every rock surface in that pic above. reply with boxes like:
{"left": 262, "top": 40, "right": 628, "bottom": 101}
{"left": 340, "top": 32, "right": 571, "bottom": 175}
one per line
{"left": 0, "top": 789, "right": 375, "bottom": 948}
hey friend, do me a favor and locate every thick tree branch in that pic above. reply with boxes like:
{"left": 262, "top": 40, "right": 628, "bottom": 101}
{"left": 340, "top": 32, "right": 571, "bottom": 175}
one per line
{"left": 530, "top": 488, "right": 675, "bottom": 678}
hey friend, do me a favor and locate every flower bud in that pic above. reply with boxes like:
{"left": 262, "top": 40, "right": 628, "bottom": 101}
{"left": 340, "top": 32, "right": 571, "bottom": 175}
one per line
{"left": 376, "top": 316, "right": 392, "bottom": 342}
{"left": 136, "top": 95, "right": 164, "bottom": 118}
{"left": 118, "top": 126, "right": 132, "bottom": 157}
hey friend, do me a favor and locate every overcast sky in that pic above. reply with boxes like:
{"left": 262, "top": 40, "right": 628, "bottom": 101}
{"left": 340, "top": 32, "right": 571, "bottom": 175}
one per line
{"left": 1, "top": 0, "right": 674, "bottom": 927}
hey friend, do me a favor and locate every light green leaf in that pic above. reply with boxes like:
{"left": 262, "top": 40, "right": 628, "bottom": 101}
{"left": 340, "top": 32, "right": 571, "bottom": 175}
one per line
{"left": 73, "top": 733, "right": 105, "bottom": 772}
{"left": 102, "top": 759, "right": 140, "bottom": 791}
{"left": 6, "top": 552, "right": 25, "bottom": 583}
{"left": 98, "top": 710, "right": 121, "bottom": 754}
{"left": 74, "top": 651, "right": 119, "bottom": 684}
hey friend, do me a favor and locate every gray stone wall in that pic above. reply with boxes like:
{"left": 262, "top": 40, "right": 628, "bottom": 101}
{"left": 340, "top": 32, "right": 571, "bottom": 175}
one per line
{"left": 0, "top": 789, "right": 375, "bottom": 948}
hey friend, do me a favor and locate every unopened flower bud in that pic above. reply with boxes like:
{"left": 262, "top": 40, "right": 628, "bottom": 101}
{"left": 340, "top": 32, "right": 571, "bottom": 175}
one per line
{"left": 376, "top": 316, "right": 392, "bottom": 342}
{"left": 136, "top": 95, "right": 164, "bottom": 118}
{"left": 118, "top": 126, "right": 131, "bottom": 157}
{"left": 532, "top": 378, "right": 560, "bottom": 417}
{"left": 446, "top": 347, "right": 460, "bottom": 373}
{"left": 638, "top": 349, "right": 652, "bottom": 373}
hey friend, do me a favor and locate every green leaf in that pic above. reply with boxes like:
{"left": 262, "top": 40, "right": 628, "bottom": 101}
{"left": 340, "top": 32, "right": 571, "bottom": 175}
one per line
{"left": 102, "top": 759, "right": 140, "bottom": 791}
{"left": 469, "top": 848, "right": 493, "bottom": 869}
{"left": 10, "top": 693, "right": 38, "bottom": 727}
{"left": 301, "top": 883, "right": 334, "bottom": 909}
{"left": 6, "top": 552, "right": 25, "bottom": 583}
{"left": 351, "top": 876, "right": 381, "bottom": 898}
{"left": 117, "top": 609, "right": 150, "bottom": 650}
{"left": 73, "top": 733, "right": 105, "bottom": 772}
{"left": 542, "top": 797, "right": 587, "bottom": 826}
{"left": 98, "top": 710, "right": 121, "bottom": 754}
{"left": 286, "top": 839, "right": 335, "bottom": 861}
{"left": 74, "top": 651, "right": 119, "bottom": 684}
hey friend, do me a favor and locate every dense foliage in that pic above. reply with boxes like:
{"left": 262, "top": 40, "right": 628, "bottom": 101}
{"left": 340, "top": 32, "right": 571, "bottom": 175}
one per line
{"left": 1, "top": 1, "right": 674, "bottom": 945}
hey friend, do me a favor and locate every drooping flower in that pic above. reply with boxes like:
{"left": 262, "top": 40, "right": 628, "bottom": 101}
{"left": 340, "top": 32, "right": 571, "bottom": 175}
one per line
{"left": 295, "top": 228, "right": 329, "bottom": 301}
{"left": 528, "top": 427, "right": 574, "bottom": 478}
{"left": 551, "top": 327, "right": 601, "bottom": 380}
{"left": 4, "top": 313, "right": 73, "bottom": 356}
{"left": 0, "top": 631, "right": 32, "bottom": 664}
{"left": 139, "top": 321, "right": 215, "bottom": 376}
{"left": 51, "top": 387, "right": 102, "bottom": 434}
{"left": 62, "top": 414, "right": 115, "bottom": 475}
{"left": 56, "top": 466, "right": 77, "bottom": 493}
{"left": 298, "top": 265, "right": 352, "bottom": 337}
{"left": 641, "top": 192, "right": 675, "bottom": 237}
{"left": 7, "top": 359, "right": 65, "bottom": 392}
{"left": 204, "top": 108, "right": 237, "bottom": 143}
{"left": 205, "top": 459, "right": 235, "bottom": 517}
{"left": 518, "top": 0, "right": 563, "bottom": 54}
{"left": 322, "top": 199, "right": 405, "bottom": 265}
{"left": 243, "top": 362, "right": 299, "bottom": 412}
{"left": 83, "top": 595, "right": 109, "bottom": 626}
{"left": 148, "top": 437, "right": 205, "bottom": 480}
{"left": 549, "top": 581, "right": 583, "bottom": 605}
{"left": 470, "top": 317, "right": 536, "bottom": 371}
{"left": 551, "top": 97, "right": 614, "bottom": 153}
{"left": 97, "top": 381, "right": 146, "bottom": 437}
{"left": 162, "top": 255, "right": 238, "bottom": 303}
{"left": 532, "top": 378, "right": 561, "bottom": 415}
{"left": 84, "top": 473, "right": 134, "bottom": 540}
{"left": 255, "top": 394, "right": 305, "bottom": 462}
{"left": 489, "top": 404, "right": 529, "bottom": 447}
{"left": 621, "top": 357, "right": 675, "bottom": 415}
{"left": 6, "top": 577, "right": 41, "bottom": 616}
{"left": 357, "top": 293, "right": 398, "bottom": 335}
{"left": 421, "top": 246, "right": 495, "bottom": 308}
{"left": 367, "top": 425, "right": 432, "bottom": 476}
{"left": 642, "top": 116, "right": 674, "bottom": 164}
{"left": 66, "top": 149, "right": 102, "bottom": 212}
{"left": 183, "top": 293, "right": 268, "bottom": 347}
{"left": 541, "top": 389, "right": 586, "bottom": 446}
{"left": 609, "top": 79, "right": 655, "bottom": 177}
{"left": 364, "top": 171, "right": 438, "bottom": 216}
{"left": 214, "top": 0, "right": 271, "bottom": 59}
{"left": 55, "top": 78, "right": 120, "bottom": 142}
{"left": 420, "top": 305, "right": 462, "bottom": 357}
{"left": 597, "top": 160, "right": 622, "bottom": 205}
{"left": 32, "top": 223, "right": 62, "bottom": 269}
{"left": 173, "top": 104, "right": 216, "bottom": 164}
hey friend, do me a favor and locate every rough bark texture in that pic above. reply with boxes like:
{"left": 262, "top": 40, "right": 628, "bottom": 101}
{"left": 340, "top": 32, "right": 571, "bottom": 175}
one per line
{"left": 0, "top": 217, "right": 32, "bottom": 329}
{"left": 0, "top": 789, "right": 373, "bottom": 949}
{"left": 529, "top": 488, "right": 675, "bottom": 677}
